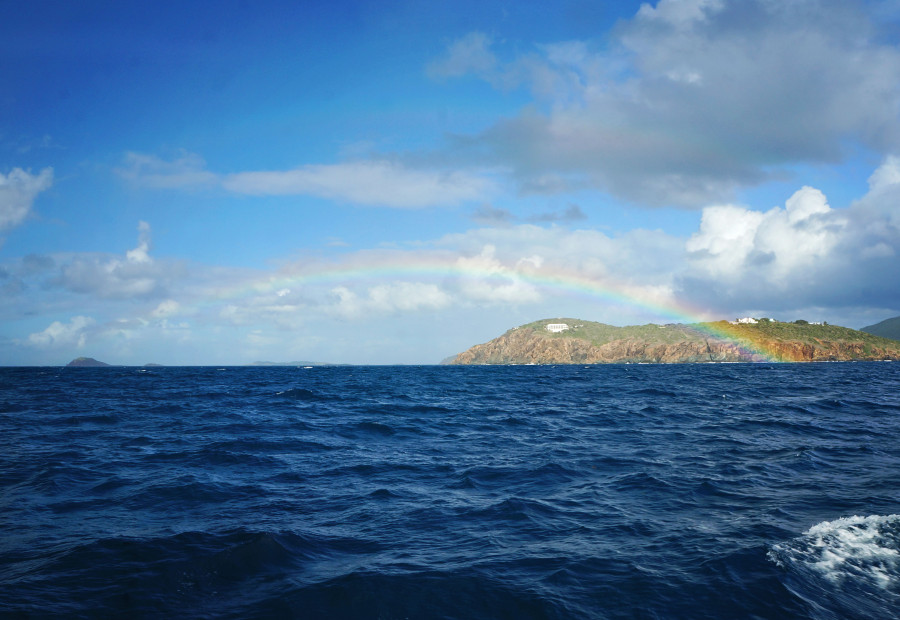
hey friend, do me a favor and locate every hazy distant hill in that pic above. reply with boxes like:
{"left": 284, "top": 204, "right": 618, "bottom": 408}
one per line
{"left": 66, "top": 357, "right": 111, "bottom": 367}
{"left": 861, "top": 316, "right": 900, "bottom": 341}
{"left": 250, "top": 361, "right": 346, "bottom": 366}
{"left": 448, "top": 318, "right": 900, "bottom": 364}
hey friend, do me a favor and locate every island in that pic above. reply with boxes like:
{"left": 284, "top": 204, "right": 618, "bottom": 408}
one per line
{"left": 447, "top": 318, "right": 900, "bottom": 364}
{"left": 66, "top": 357, "right": 111, "bottom": 367}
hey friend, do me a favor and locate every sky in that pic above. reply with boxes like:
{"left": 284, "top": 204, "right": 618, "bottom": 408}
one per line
{"left": 3, "top": 0, "right": 900, "bottom": 365}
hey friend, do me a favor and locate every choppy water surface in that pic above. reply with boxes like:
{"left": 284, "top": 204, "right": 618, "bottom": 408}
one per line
{"left": 1, "top": 363, "right": 899, "bottom": 618}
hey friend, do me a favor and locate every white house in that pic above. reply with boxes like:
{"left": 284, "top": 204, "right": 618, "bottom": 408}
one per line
{"left": 731, "top": 317, "right": 758, "bottom": 324}
{"left": 546, "top": 323, "right": 570, "bottom": 333}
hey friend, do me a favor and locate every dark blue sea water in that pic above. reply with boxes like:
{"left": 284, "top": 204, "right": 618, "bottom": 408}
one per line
{"left": 1, "top": 363, "right": 899, "bottom": 619}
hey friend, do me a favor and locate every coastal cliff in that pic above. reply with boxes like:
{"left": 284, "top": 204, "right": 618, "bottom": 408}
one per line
{"left": 448, "top": 319, "right": 900, "bottom": 364}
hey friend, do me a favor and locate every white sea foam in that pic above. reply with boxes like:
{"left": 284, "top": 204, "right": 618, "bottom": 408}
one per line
{"left": 770, "top": 514, "right": 900, "bottom": 590}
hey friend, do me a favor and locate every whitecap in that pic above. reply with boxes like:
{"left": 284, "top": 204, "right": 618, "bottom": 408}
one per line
{"left": 770, "top": 514, "right": 900, "bottom": 590}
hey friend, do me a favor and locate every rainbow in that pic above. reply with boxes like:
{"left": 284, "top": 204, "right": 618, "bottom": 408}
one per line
{"left": 197, "top": 255, "right": 792, "bottom": 362}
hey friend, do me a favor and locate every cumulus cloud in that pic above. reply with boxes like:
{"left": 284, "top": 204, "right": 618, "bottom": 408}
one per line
{"left": 453, "top": 245, "right": 543, "bottom": 304}
{"left": 0, "top": 167, "right": 53, "bottom": 233}
{"left": 438, "top": 223, "right": 682, "bottom": 288}
{"left": 686, "top": 186, "right": 842, "bottom": 281}
{"left": 331, "top": 281, "right": 452, "bottom": 318}
{"left": 126, "top": 221, "right": 152, "bottom": 264}
{"left": 223, "top": 160, "right": 493, "bottom": 208}
{"left": 678, "top": 157, "right": 900, "bottom": 316}
{"left": 434, "top": 0, "right": 900, "bottom": 206}
{"left": 54, "top": 221, "right": 180, "bottom": 299}
{"left": 28, "top": 316, "right": 94, "bottom": 348}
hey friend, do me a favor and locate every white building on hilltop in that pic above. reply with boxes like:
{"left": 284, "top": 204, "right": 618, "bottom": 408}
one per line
{"left": 546, "top": 323, "right": 570, "bottom": 333}
{"left": 729, "top": 317, "right": 758, "bottom": 325}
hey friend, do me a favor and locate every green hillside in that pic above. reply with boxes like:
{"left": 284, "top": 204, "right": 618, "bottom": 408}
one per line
{"left": 451, "top": 318, "right": 900, "bottom": 364}
{"left": 861, "top": 316, "right": 900, "bottom": 341}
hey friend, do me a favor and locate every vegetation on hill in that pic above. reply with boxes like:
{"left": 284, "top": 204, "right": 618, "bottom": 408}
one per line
{"left": 448, "top": 318, "right": 900, "bottom": 364}
{"left": 861, "top": 316, "right": 900, "bottom": 341}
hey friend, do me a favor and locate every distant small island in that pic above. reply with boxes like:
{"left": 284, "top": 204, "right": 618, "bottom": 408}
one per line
{"left": 66, "top": 357, "right": 111, "bottom": 367}
{"left": 447, "top": 318, "right": 900, "bottom": 365}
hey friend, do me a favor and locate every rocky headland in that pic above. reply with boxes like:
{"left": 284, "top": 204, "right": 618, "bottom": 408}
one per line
{"left": 448, "top": 318, "right": 900, "bottom": 365}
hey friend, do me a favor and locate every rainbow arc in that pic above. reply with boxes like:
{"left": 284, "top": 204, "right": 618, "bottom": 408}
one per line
{"left": 201, "top": 257, "right": 792, "bottom": 362}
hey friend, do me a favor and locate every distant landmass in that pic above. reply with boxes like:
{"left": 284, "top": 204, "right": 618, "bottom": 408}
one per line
{"left": 66, "top": 357, "right": 111, "bottom": 367}
{"left": 861, "top": 315, "right": 900, "bottom": 341}
{"left": 447, "top": 318, "right": 900, "bottom": 364}
{"left": 250, "top": 361, "right": 346, "bottom": 366}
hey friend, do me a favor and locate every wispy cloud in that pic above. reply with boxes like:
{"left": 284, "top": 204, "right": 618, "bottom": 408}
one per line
{"left": 120, "top": 152, "right": 495, "bottom": 209}
{"left": 222, "top": 160, "right": 494, "bottom": 208}
{"left": 115, "top": 151, "right": 218, "bottom": 189}
{"left": 426, "top": 31, "right": 498, "bottom": 80}
{"left": 528, "top": 204, "right": 587, "bottom": 224}
{"left": 472, "top": 203, "right": 587, "bottom": 226}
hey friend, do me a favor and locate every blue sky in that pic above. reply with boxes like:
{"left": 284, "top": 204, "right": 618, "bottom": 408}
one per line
{"left": 3, "top": 0, "right": 900, "bottom": 365}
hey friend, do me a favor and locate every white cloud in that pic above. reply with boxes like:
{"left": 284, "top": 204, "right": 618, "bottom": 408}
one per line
{"left": 679, "top": 157, "right": 900, "bottom": 316}
{"left": 636, "top": 0, "right": 724, "bottom": 26}
{"left": 54, "top": 222, "right": 180, "bottom": 299}
{"left": 687, "top": 186, "right": 841, "bottom": 282}
{"left": 223, "top": 160, "right": 493, "bottom": 208}
{"left": 367, "top": 282, "right": 451, "bottom": 312}
{"left": 0, "top": 167, "right": 53, "bottom": 232}
{"left": 331, "top": 281, "right": 451, "bottom": 319}
{"left": 151, "top": 299, "right": 180, "bottom": 318}
{"left": 685, "top": 205, "right": 766, "bottom": 278}
{"left": 867, "top": 154, "right": 900, "bottom": 194}
{"left": 119, "top": 149, "right": 494, "bottom": 209}
{"left": 453, "top": 245, "right": 543, "bottom": 304}
{"left": 28, "top": 316, "right": 94, "bottom": 348}
{"left": 126, "top": 221, "right": 152, "bottom": 264}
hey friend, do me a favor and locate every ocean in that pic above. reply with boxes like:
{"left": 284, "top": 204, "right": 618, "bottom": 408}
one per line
{"left": 1, "top": 363, "right": 899, "bottom": 619}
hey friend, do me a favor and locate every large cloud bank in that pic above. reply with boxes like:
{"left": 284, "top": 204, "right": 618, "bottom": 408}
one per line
{"left": 433, "top": 0, "right": 900, "bottom": 206}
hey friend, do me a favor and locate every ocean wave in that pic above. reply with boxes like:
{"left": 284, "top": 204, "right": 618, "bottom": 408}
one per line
{"left": 769, "top": 514, "right": 900, "bottom": 618}
{"left": 5, "top": 363, "right": 900, "bottom": 618}
{"left": 770, "top": 514, "right": 900, "bottom": 588}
